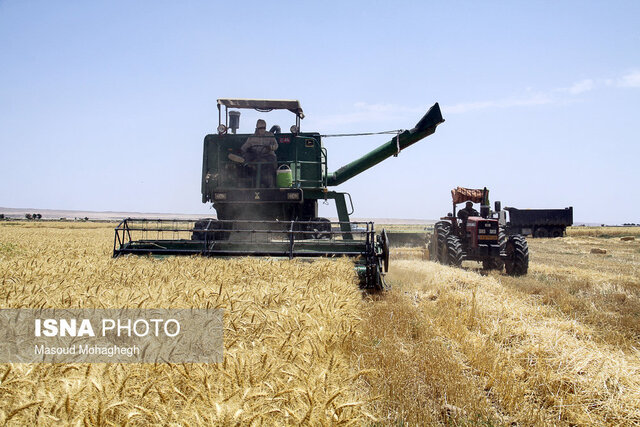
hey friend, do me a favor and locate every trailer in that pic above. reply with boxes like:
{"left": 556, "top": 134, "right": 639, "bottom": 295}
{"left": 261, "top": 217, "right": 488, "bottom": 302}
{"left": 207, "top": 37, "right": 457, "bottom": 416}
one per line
{"left": 503, "top": 207, "right": 573, "bottom": 238}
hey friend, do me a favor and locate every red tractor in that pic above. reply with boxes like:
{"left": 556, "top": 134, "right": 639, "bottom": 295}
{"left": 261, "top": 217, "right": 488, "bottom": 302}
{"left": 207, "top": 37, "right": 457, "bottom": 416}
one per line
{"left": 429, "top": 187, "right": 529, "bottom": 276}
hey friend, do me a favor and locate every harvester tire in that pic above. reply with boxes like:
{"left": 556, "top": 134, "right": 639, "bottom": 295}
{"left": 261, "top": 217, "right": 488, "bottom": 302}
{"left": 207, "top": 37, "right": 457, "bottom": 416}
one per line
{"left": 191, "top": 219, "right": 229, "bottom": 241}
{"left": 505, "top": 235, "right": 529, "bottom": 276}
{"left": 446, "top": 235, "right": 464, "bottom": 267}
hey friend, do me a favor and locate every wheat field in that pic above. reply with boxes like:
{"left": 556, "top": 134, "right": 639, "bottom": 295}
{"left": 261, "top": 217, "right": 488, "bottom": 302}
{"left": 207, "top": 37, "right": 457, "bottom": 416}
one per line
{"left": 0, "top": 222, "right": 372, "bottom": 425}
{"left": 1, "top": 221, "right": 639, "bottom": 425}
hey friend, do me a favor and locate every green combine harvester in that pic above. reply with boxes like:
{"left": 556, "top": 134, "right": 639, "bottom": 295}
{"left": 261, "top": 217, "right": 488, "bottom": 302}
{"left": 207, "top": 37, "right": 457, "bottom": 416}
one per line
{"left": 113, "top": 99, "right": 444, "bottom": 290}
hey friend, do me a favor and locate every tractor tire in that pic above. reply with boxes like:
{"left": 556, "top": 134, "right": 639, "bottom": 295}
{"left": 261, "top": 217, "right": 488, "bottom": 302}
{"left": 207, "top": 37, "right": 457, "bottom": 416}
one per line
{"left": 505, "top": 235, "right": 529, "bottom": 276}
{"left": 431, "top": 221, "right": 451, "bottom": 263}
{"left": 446, "top": 235, "right": 464, "bottom": 267}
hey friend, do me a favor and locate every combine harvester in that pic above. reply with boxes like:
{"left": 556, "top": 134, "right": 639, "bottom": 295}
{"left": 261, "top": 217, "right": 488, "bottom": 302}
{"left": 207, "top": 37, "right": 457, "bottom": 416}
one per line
{"left": 113, "top": 99, "right": 444, "bottom": 290}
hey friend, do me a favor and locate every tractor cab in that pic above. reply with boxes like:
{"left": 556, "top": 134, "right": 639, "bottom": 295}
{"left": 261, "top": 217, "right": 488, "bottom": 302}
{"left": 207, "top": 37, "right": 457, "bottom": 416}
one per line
{"left": 444, "top": 187, "right": 499, "bottom": 246}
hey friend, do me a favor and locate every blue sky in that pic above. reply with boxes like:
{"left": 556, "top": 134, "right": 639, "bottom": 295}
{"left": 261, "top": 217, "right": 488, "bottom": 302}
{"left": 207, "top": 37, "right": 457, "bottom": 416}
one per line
{"left": 1, "top": 1, "right": 639, "bottom": 223}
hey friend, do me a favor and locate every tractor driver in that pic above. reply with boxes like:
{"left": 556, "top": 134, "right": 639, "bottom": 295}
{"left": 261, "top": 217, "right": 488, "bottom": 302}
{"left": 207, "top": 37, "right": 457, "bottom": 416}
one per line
{"left": 241, "top": 119, "right": 279, "bottom": 187}
{"left": 458, "top": 201, "right": 479, "bottom": 221}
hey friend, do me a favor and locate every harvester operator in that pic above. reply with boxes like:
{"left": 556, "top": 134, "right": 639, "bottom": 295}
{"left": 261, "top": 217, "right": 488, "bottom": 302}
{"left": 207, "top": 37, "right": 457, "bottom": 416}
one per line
{"left": 458, "top": 201, "right": 479, "bottom": 221}
{"left": 241, "top": 119, "right": 279, "bottom": 187}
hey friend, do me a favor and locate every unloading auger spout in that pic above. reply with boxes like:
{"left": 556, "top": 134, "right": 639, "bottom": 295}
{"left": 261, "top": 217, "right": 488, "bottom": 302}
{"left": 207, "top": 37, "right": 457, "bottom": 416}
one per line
{"left": 326, "top": 102, "right": 444, "bottom": 186}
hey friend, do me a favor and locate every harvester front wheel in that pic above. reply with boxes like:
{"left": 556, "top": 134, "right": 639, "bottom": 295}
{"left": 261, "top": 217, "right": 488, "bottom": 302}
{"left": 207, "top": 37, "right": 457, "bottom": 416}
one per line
{"left": 192, "top": 219, "right": 228, "bottom": 241}
{"left": 504, "top": 235, "right": 529, "bottom": 276}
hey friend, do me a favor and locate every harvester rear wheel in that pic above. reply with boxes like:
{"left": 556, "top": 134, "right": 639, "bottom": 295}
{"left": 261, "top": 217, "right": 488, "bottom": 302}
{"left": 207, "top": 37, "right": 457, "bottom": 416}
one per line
{"left": 505, "top": 235, "right": 529, "bottom": 276}
{"left": 446, "top": 235, "right": 464, "bottom": 267}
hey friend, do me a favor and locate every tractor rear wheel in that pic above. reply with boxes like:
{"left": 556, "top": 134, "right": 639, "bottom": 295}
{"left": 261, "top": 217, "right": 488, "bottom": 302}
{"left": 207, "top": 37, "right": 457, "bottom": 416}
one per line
{"left": 446, "top": 235, "right": 464, "bottom": 267}
{"left": 430, "top": 221, "right": 451, "bottom": 263}
{"left": 505, "top": 235, "right": 529, "bottom": 276}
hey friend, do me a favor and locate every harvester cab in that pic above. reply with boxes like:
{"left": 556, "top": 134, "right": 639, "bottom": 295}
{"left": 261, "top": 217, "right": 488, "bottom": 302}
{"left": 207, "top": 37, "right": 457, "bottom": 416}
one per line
{"left": 114, "top": 98, "right": 445, "bottom": 290}
{"left": 430, "top": 186, "right": 529, "bottom": 276}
